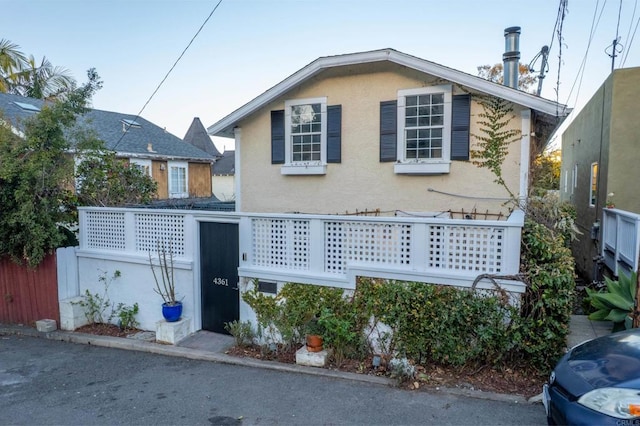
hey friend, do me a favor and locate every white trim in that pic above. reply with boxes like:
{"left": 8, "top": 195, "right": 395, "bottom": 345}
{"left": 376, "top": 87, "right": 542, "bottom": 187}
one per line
{"left": 282, "top": 97, "right": 327, "bottom": 175}
{"left": 519, "top": 110, "right": 531, "bottom": 203}
{"left": 168, "top": 161, "right": 189, "bottom": 198}
{"left": 129, "top": 158, "right": 152, "bottom": 177}
{"left": 234, "top": 128, "right": 242, "bottom": 212}
{"left": 394, "top": 85, "right": 452, "bottom": 175}
{"left": 208, "top": 49, "right": 568, "bottom": 138}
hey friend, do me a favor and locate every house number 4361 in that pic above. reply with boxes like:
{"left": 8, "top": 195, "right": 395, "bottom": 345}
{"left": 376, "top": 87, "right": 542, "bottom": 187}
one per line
{"left": 212, "top": 277, "right": 229, "bottom": 286}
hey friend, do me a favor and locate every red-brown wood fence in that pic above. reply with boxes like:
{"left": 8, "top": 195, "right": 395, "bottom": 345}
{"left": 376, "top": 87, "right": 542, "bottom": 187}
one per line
{"left": 0, "top": 253, "right": 59, "bottom": 325}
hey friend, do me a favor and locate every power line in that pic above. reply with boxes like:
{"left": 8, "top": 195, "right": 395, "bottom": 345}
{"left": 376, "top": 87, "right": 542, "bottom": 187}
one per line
{"left": 112, "top": 0, "right": 224, "bottom": 150}
{"left": 563, "top": 0, "right": 606, "bottom": 110}
{"left": 605, "top": 0, "right": 624, "bottom": 71}
{"left": 621, "top": 0, "right": 640, "bottom": 67}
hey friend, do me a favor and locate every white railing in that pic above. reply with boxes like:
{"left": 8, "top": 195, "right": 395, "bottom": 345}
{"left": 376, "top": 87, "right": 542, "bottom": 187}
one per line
{"left": 78, "top": 207, "right": 526, "bottom": 294}
{"left": 239, "top": 210, "right": 525, "bottom": 293}
{"left": 602, "top": 208, "right": 640, "bottom": 277}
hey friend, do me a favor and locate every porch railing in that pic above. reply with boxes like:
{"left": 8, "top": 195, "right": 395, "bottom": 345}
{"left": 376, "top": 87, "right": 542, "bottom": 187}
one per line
{"left": 602, "top": 208, "right": 640, "bottom": 277}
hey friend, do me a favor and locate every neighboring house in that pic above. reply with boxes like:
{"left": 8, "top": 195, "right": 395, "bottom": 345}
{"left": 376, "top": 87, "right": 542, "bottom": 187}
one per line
{"left": 0, "top": 92, "right": 215, "bottom": 199}
{"left": 183, "top": 117, "right": 235, "bottom": 201}
{"left": 559, "top": 67, "right": 640, "bottom": 281}
{"left": 211, "top": 150, "right": 235, "bottom": 201}
{"left": 207, "top": 47, "right": 566, "bottom": 216}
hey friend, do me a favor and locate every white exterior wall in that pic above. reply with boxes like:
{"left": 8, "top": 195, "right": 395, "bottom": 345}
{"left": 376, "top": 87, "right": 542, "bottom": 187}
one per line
{"left": 75, "top": 255, "right": 196, "bottom": 333}
{"left": 237, "top": 68, "right": 525, "bottom": 216}
{"left": 212, "top": 175, "right": 235, "bottom": 201}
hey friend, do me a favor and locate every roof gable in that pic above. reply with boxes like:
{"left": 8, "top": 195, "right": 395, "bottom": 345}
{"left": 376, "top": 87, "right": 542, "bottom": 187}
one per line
{"left": 208, "top": 48, "right": 568, "bottom": 138}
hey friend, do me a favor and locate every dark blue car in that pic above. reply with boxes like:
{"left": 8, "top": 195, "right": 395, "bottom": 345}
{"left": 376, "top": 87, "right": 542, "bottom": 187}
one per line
{"left": 543, "top": 327, "right": 640, "bottom": 425}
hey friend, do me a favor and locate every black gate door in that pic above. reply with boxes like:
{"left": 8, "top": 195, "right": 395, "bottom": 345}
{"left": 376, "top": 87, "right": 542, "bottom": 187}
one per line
{"left": 200, "top": 221, "right": 239, "bottom": 334}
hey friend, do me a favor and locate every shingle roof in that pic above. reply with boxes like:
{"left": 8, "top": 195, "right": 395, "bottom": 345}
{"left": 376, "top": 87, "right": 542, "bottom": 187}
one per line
{"left": 0, "top": 92, "right": 214, "bottom": 162}
{"left": 183, "top": 117, "right": 221, "bottom": 157}
{"left": 212, "top": 150, "right": 235, "bottom": 175}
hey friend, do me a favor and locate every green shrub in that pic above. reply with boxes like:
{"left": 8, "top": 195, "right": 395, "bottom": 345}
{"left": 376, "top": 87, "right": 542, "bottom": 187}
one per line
{"left": 513, "top": 219, "right": 575, "bottom": 369}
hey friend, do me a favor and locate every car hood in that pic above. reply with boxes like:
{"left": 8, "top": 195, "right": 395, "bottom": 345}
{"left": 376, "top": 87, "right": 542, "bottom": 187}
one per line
{"left": 556, "top": 328, "right": 640, "bottom": 395}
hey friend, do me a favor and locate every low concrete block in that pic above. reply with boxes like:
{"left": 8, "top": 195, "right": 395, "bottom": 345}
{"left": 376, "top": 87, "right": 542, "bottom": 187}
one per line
{"left": 295, "top": 346, "right": 328, "bottom": 367}
{"left": 156, "top": 317, "right": 191, "bottom": 345}
{"left": 35, "top": 319, "right": 57, "bottom": 332}
{"left": 59, "top": 297, "right": 89, "bottom": 331}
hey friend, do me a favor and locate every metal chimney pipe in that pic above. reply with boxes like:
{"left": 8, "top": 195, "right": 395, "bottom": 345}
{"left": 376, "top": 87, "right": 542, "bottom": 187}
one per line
{"left": 503, "top": 26, "right": 521, "bottom": 89}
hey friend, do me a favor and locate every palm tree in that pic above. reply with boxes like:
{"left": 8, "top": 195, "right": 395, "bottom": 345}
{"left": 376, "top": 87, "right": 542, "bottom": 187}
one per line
{"left": 0, "top": 39, "right": 75, "bottom": 100}
{"left": 13, "top": 55, "right": 75, "bottom": 100}
{"left": 0, "top": 38, "right": 28, "bottom": 93}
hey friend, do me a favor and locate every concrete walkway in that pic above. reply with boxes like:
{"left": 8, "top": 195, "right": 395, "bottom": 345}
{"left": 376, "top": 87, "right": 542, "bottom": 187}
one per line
{"left": 0, "top": 314, "right": 615, "bottom": 405}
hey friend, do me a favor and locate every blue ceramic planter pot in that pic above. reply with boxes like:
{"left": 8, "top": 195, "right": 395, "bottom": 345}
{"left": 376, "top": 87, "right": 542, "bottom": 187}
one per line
{"left": 162, "top": 302, "right": 183, "bottom": 322}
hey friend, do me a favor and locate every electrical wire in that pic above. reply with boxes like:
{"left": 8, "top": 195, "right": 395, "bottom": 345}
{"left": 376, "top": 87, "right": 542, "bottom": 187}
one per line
{"left": 426, "top": 188, "right": 512, "bottom": 201}
{"left": 621, "top": 0, "right": 640, "bottom": 67}
{"left": 563, "top": 1, "right": 606, "bottom": 110}
{"left": 112, "top": 0, "right": 224, "bottom": 150}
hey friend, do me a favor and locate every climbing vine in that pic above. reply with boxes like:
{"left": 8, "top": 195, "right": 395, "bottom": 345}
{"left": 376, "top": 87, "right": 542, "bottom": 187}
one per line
{"left": 470, "top": 95, "right": 521, "bottom": 203}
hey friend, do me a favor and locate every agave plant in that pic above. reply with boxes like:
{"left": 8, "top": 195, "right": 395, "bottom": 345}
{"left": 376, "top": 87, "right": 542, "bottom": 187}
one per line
{"left": 586, "top": 271, "right": 638, "bottom": 330}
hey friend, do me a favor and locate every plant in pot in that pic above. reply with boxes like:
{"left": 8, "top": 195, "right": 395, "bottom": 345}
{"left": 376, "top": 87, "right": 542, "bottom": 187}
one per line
{"left": 149, "top": 239, "right": 182, "bottom": 322}
{"left": 304, "top": 316, "right": 325, "bottom": 352}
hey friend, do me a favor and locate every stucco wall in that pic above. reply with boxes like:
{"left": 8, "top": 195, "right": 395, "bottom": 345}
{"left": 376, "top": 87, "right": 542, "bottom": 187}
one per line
{"left": 212, "top": 175, "right": 235, "bottom": 201}
{"left": 236, "top": 67, "right": 525, "bottom": 217}
{"left": 76, "top": 256, "right": 196, "bottom": 333}
{"left": 607, "top": 68, "right": 640, "bottom": 213}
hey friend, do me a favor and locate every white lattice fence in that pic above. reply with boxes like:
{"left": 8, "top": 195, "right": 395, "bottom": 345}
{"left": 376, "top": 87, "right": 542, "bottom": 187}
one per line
{"left": 252, "top": 218, "right": 310, "bottom": 270}
{"left": 80, "top": 209, "right": 187, "bottom": 258}
{"left": 428, "top": 225, "right": 504, "bottom": 274}
{"left": 324, "top": 221, "right": 412, "bottom": 273}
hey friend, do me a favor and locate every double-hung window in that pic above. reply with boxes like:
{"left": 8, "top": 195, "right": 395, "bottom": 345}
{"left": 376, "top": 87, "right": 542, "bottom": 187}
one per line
{"left": 282, "top": 97, "right": 327, "bottom": 175}
{"left": 395, "top": 85, "right": 452, "bottom": 174}
{"left": 169, "top": 161, "right": 188, "bottom": 198}
{"left": 130, "top": 159, "right": 152, "bottom": 177}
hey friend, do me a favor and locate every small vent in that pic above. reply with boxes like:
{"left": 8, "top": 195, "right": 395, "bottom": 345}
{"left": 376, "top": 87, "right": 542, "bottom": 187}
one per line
{"left": 258, "top": 281, "right": 277, "bottom": 294}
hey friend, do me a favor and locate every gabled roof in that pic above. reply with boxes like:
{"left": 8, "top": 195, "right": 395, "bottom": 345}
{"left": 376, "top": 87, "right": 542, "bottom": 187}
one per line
{"left": 212, "top": 150, "right": 235, "bottom": 175}
{"left": 183, "top": 117, "right": 221, "bottom": 157}
{"left": 0, "top": 92, "right": 215, "bottom": 162}
{"left": 208, "top": 48, "right": 569, "bottom": 138}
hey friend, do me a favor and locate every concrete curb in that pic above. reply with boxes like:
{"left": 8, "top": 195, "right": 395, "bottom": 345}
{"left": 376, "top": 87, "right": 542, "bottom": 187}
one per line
{"left": 1, "top": 324, "right": 530, "bottom": 404}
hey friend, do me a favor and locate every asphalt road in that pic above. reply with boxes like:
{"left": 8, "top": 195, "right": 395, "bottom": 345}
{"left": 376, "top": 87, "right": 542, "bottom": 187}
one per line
{"left": 1, "top": 335, "right": 546, "bottom": 425}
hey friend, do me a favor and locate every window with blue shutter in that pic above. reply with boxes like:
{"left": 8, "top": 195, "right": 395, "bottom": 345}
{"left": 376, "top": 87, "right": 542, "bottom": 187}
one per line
{"left": 327, "top": 105, "right": 341, "bottom": 163}
{"left": 271, "top": 110, "right": 285, "bottom": 164}
{"left": 451, "top": 94, "right": 470, "bottom": 161}
{"left": 379, "top": 100, "right": 397, "bottom": 162}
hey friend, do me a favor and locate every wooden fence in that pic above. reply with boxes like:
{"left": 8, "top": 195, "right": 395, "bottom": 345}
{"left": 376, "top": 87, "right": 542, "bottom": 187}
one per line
{"left": 0, "top": 252, "right": 60, "bottom": 325}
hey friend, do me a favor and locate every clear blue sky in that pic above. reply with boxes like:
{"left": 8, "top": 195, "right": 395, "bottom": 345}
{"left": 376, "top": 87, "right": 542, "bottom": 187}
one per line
{"left": 5, "top": 0, "right": 639, "bottom": 152}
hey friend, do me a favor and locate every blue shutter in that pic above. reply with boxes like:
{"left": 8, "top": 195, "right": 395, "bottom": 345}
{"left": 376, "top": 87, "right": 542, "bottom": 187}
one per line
{"left": 327, "top": 105, "right": 341, "bottom": 163}
{"left": 380, "top": 100, "right": 397, "bottom": 162}
{"left": 271, "top": 110, "right": 285, "bottom": 164}
{"left": 451, "top": 94, "right": 470, "bottom": 161}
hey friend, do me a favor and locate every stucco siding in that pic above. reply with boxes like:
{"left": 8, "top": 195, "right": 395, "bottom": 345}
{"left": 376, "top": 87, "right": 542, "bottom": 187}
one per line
{"left": 237, "top": 69, "right": 524, "bottom": 216}
{"left": 212, "top": 175, "right": 235, "bottom": 201}
{"left": 608, "top": 68, "right": 640, "bottom": 213}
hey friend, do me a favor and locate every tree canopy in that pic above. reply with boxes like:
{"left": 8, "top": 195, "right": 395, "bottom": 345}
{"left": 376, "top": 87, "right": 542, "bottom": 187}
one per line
{"left": 477, "top": 63, "right": 538, "bottom": 93}
{"left": 0, "top": 68, "right": 157, "bottom": 266}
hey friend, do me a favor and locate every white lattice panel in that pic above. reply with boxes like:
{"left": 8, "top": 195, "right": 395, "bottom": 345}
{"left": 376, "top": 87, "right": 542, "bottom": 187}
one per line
{"left": 325, "top": 222, "right": 412, "bottom": 273}
{"left": 325, "top": 222, "right": 346, "bottom": 273}
{"left": 428, "top": 225, "right": 503, "bottom": 273}
{"left": 135, "top": 213, "right": 186, "bottom": 257}
{"left": 85, "top": 211, "right": 126, "bottom": 250}
{"left": 251, "top": 219, "right": 309, "bottom": 270}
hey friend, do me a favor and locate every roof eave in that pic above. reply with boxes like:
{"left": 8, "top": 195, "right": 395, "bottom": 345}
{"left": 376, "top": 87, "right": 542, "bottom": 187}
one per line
{"left": 207, "top": 49, "right": 568, "bottom": 138}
